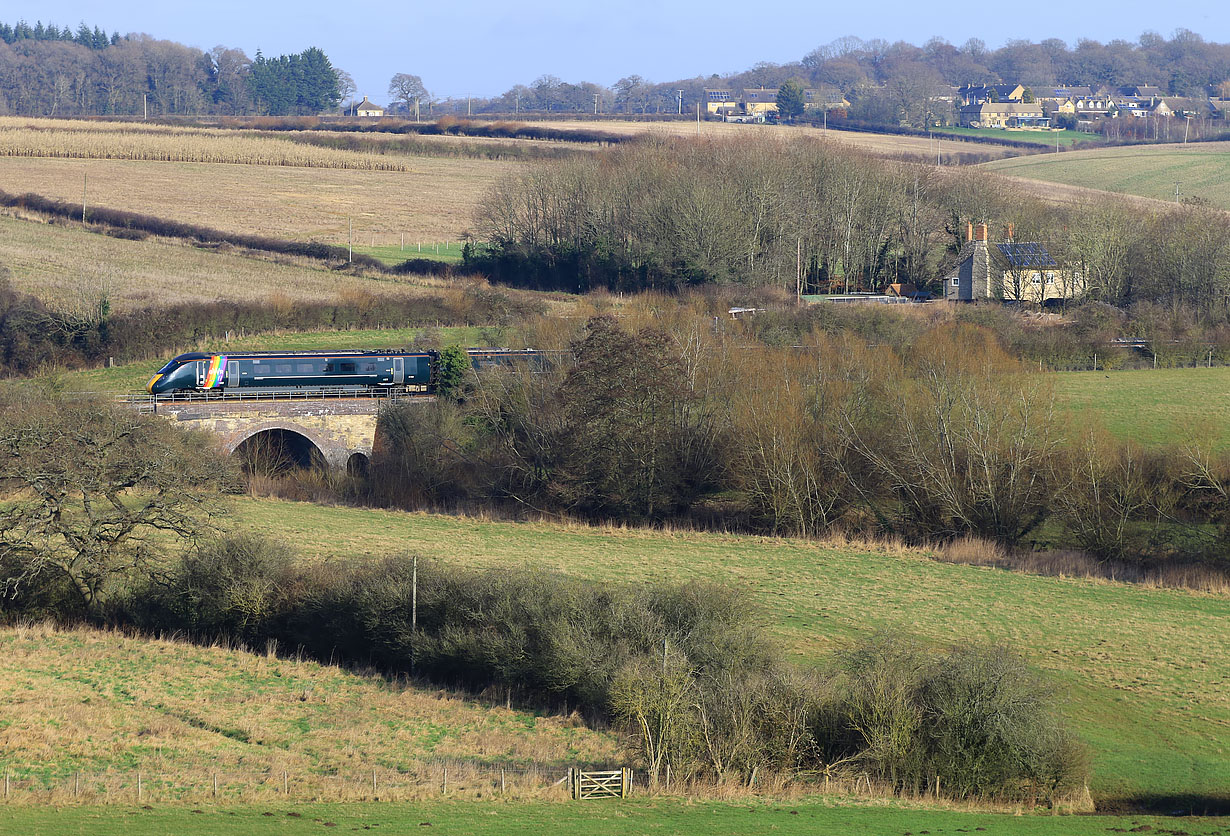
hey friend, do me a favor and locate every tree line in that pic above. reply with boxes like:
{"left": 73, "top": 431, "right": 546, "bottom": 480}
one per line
{"left": 423, "top": 30, "right": 1230, "bottom": 125}
{"left": 0, "top": 22, "right": 345, "bottom": 116}
{"left": 472, "top": 135, "right": 1230, "bottom": 320}
{"left": 367, "top": 312, "right": 1230, "bottom": 568}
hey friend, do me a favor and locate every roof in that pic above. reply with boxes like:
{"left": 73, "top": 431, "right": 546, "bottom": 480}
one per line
{"left": 1047, "top": 86, "right": 1094, "bottom": 98}
{"left": 958, "top": 83, "right": 1023, "bottom": 99}
{"left": 355, "top": 96, "right": 384, "bottom": 111}
{"left": 742, "top": 88, "right": 779, "bottom": 103}
{"left": 961, "top": 103, "right": 1043, "bottom": 114}
{"left": 995, "top": 242, "right": 1057, "bottom": 269}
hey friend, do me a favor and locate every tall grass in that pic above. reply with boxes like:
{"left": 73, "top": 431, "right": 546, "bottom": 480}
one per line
{"left": 0, "top": 122, "right": 408, "bottom": 170}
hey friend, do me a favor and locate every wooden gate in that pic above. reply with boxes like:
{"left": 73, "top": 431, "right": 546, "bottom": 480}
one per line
{"left": 568, "top": 768, "right": 631, "bottom": 800}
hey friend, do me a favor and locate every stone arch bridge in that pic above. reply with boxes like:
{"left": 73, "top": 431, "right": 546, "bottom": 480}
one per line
{"left": 143, "top": 394, "right": 422, "bottom": 473}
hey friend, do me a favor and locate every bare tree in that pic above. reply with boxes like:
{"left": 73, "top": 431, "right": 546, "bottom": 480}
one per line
{"left": 0, "top": 386, "right": 235, "bottom": 612}
{"left": 387, "top": 72, "right": 430, "bottom": 116}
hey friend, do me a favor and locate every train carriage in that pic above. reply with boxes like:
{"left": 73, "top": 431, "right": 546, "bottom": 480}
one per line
{"left": 147, "top": 350, "right": 434, "bottom": 395}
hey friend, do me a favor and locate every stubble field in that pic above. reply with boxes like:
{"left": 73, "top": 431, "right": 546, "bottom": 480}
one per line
{"left": 0, "top": 154, "right": 513, "bottom": 244}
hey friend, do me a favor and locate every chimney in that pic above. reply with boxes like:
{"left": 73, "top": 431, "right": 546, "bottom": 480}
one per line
{"left": 1006, "top": 222, "right": 1015, "bottom": 241}
{"left": 975, "top": 223, "right": 988, "bottom": 242}
{"left": 966, "top": 222, "right": 974, "bottom": 243}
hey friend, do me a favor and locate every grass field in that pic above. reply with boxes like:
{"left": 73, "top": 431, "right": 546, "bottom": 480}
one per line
{"left": 982, "top": 141, "right": 1230, "bottom": 209}
{"left": 1052, "top": 367, "right": 1230, "bottom": 449}
{"left": 0, "top": 623, "right": 619, "bottom": 798}
{"left": 352, "top": 241, "right": 466, "bottom": 266}
{"left": 2, "top": 800, "right": 1227, "bottom": 836}
{"left": 0, "top": 215, "right": 423, "bottom": 312}
{"left": 219, "top": 498, "right": 1230, "bottom": 806}
{"left": 935, "top": 127, "right": 1090, "bottom": 147}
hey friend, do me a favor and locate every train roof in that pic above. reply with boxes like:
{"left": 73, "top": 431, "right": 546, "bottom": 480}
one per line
{"left": 163, "top": 348, "right": 548, "bottom": 365}
{"left": 167, "top": 349, "right": 431, "bottom": 364}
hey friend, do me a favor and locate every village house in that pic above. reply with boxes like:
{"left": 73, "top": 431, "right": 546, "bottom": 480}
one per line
{"left": 353, "top": 96, "right": 385, "bottom": 117}
{"left": 945, "top": 222, "right": 1082, "bottom": 305}
{"left": 703, "top": 86, "right": 849, "bottom": 120}
{"left": 958, "top": 101, "right": 1048, "bottom": 128}
{"left": 957, "top": 83, "right": 1025, "bottom": 105}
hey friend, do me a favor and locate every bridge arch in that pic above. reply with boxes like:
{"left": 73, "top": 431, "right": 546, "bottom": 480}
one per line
{"left": 227, "top": 421, "right": 348, "bottom": 472}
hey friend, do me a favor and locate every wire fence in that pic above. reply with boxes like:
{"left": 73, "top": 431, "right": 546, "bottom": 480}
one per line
{"left": 0, "top": 760, "right": 621, "bottom": 805}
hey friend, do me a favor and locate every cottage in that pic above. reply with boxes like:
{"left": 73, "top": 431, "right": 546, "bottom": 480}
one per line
{"left": 353, "top": 96, "right": 385, "bottom": 117}
{"left": 945, "top": 223, "right": 1081, "bottom": 305}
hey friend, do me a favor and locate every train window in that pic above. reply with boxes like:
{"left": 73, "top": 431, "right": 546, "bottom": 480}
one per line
{"left": 362, "top": 362, "right": 377, "bottom": 372}
{"left": 275, "top": 363, "right": 293, "bottom": 374}
{"left": 253, "top": 363, "right": 272, "bottom": 375}
{"left": 329, "top": 362, "right": 357, "bottom": 374}
{"left": 296, "top": 363, "right": 316, "bottom": 374}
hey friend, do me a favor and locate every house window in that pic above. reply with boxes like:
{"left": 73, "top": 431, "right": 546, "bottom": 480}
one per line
{"left": 951, "top": 277, "right": 959, "bottom": 287}
{"left": 1046, "top": 272, "right": 1055, "bottom": 284}
{"left": 1031, "top": 274, "right": 1043, "bottom": 285}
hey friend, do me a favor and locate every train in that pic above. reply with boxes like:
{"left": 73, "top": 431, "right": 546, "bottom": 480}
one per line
{"left": 146, "top": 348, "right": 540, "bottom": 395}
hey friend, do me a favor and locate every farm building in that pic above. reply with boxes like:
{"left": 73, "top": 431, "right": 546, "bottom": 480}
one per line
{"left": 353, "top": 96, "right": 385, "bottom": 117}
{"left": 945, "top": 222, "right": 1082, "bottom": 305}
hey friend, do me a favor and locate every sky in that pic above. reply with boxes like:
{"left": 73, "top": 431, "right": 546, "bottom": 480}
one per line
{"left": 16, "top": 0, "right": 1230, "bottom": 101}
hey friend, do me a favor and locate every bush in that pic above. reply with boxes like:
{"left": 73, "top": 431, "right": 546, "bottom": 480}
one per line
{"left": 147, "top": 533, "right": 297, "bottom": 643}
{"left": 833, "top": 633, "right": 1089, "bottom": 802}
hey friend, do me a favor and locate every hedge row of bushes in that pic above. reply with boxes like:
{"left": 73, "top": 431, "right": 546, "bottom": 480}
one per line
{"left": 0, "top": 188, "right": 386, "bottom": 270}
{"left": 95, "top": 535, "right": 1084, "bottom": 803}
{"left": 207, "top": 115, "right": 632, "bottom": 145}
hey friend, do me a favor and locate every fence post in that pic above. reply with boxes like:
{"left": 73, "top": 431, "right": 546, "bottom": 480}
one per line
{"left": 75, "top": 771, "right": 79, "bottom": 797}
{"left": 137, "top": 771, "right": 142, "bottom": 802}
{"left": 372, "top": 769, "right": 377, "bottom": 797}
{"left": 283, "top": 771, "right": 288, "bottom": 795}
{"left": 442, "top": 767, "right": 447, "bottom": 796}
{"left": 213, "top": 773, "right": 218, "bottom": 798}
{"left": 500, "top": 768, "right": 505, "bottom": 795}
{"left": 4, "top": 769, "right": 9, "bottom": 799}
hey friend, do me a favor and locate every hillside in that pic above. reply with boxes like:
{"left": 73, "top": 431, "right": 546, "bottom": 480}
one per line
{"left": 0, "top": 215, "right": 421, "bottom": 312}
{"left": 224, "top": 498, "right": 1229, "bottom": 807}
{"left": 0, "top": 623, "right": 620, "bottom": 801}
{"left": 1052, "top": 367, "right": 1230, "bottom": 449}
{"left": 0, "top": 118, "right": 518, "bottom": 244}
{"left": 982, "top": 142, "right": 1230, "bottom": 209}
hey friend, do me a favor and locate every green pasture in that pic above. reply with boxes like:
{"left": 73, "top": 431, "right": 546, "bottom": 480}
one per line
{"left": 935, "top": 127, "right": 1090, "bottom": 147}
{"left": 352, "top": 241, "right": 466, "bottom": 266}
{"left": 1051, "top": 366, "right": 1230, "bottom": 449}
{"left": 2, "top": 800, "right": 1226, "bottom": 836}
{"left": 227, "top": 498, "right": 1230, "bottom": 806}
{"left": 983, "top": 141, "right": 1230, "bottom": 208}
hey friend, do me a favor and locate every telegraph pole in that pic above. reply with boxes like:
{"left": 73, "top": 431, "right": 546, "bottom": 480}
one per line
{"left": 677, "top": 89, "right": 683, "bottom": 115}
